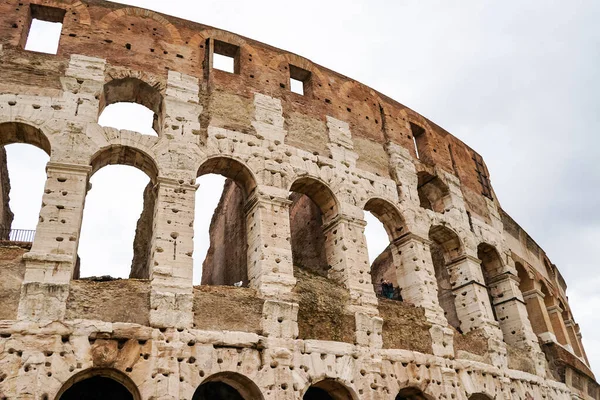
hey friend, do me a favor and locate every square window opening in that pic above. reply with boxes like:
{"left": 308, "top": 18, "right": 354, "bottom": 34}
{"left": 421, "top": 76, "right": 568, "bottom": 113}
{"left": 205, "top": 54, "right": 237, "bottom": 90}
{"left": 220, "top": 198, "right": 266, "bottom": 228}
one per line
{"left": 289, "top": 64, "right": 311, "bottom": 96}
{"left": 290, "top": 77, "right": 304, "bottom": 95}
{"left": 24, "top": 5, "right": 66, "bottom": 55}
{"left": 213, "top": 40, "right": 240, "bottom": 74}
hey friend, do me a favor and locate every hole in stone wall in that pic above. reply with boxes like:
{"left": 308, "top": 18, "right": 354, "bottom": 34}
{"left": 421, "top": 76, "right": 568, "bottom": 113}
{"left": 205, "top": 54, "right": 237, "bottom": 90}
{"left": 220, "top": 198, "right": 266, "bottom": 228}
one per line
{"left": 24, "top": 5, "right": 66, "bottom": 55}
{"left": 98, "top": 103, "right": 158, "bottom": 136}
{"left": 365, "top": 212, "right": 400, "bottom": 300}
{"left": 78, "top": 165, "right": 151, "bottom": 279}
{"left": 1, "top": 144, "right": 49, "bottom": 240}
{"left": 213, "top": 40, "right": 240, "bottom": 74}
{"left": 195, "top": 157, "right": 255, "bottom": 287}
{"left": 290, "top": 64, "right": 311, "bottom": 96}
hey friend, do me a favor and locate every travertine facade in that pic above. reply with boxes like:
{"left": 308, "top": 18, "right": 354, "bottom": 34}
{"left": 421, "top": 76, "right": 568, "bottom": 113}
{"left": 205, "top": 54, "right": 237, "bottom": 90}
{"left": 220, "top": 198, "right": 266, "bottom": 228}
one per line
{"left": 0, "top": 1, "right": 597, "bottom": 399}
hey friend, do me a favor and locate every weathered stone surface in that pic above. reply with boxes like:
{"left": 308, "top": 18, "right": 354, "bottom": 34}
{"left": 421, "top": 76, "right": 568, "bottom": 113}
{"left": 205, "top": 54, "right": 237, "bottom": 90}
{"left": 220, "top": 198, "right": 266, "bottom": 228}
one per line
{"left": 0, "top": 0, "right": 595, "bottom": 398}
{"left": 200, "top": 179, "right": 247, "bottom": 286}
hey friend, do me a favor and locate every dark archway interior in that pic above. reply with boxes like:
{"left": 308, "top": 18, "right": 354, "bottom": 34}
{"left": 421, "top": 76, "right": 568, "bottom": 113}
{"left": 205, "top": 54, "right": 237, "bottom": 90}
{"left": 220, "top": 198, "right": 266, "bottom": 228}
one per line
{"left": 304, "top": 387, "right": 334, "bottom": 400}
{"left": 193, "top": 381, "right": 245, "bottom": 400}
{"left": 396, "top": 387, "right": 430, "bottom": 400}
{"left": 59, "top": 376, "right": 133, "bottom": 400}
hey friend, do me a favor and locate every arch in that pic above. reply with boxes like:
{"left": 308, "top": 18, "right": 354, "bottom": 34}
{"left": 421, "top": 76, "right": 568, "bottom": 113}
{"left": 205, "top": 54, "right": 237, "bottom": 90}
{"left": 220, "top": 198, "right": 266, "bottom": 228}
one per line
{"left": 197, "top": 156, "right": 257, "bottom": 197}
{"left": 54, "top": 368, "right": 141, "bottom": 400}
{"left": 90, "top": 145, "right": 159, "bottom": 182}
{"left": 468, "top": 394, "right": 493, "bottom": 400}
{"left": 98, "top": 7, "right": 182, "bottom": 43}
{"left": 396, "top": 387, "right": 435, "bottom": 400}
{"left": 100, "top": 77, "right": 165, "bottom": 136}
{"left": 515, "top": 262, "right": 534, "bottom": 292}
{"left": 417, "top": 171, "right": 450, "bottom": 213}
{"left": 192, "top": 372, "right": 264, "bottom": 400}
{"left": 541, "top": 281, "right": 554, "bottom": 308}
{"left": 363, "top": 197, "right": 405, "bottom": 242}
{"left": 289, "top": 177, "right": 339, "bottom": 223}
{"left": 0, "top": 122, "right": 51, "bottom": 155}
{"left": 477, "top": 242, "right": 504, "bottom": 281}
{"left": 429, "top": 224, "right": 464, "bottom": 330}
{"left": 302, "top": 379, "right": 357, "bottom": 400}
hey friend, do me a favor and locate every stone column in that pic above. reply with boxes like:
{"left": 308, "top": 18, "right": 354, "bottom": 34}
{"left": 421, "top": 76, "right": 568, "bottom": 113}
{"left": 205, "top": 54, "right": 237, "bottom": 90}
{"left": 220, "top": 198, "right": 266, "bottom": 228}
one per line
{"left": 522, "top": 288, "right": 556, "bottom": 342}
{"left": 546, "top": 304, "right": 573, "bottom": 350}
{"left": 245, "top": 192, "right": 298, "bottom": 339}
{"left": 17, "top": 162, "right": 90, "bottom": 321}
{"left": 565, "top": 319, "right": 584, "bottom": 358}
{"left": 488, "top": 272, "right": 546, "bottom": 375}
{"left": 149, "top": 177, "right": 195, "bottom": 329}
{"left": 446, "top": 254, "right": 507, "bottom": 367}
{"left": 245, "top": 193, "right": 296, "bottom": 298}
{"left": 323, "top": 214, "right": 377, "bottom": 313}
{"left": 391, "top": 233, "right": 455, "bottom": 357}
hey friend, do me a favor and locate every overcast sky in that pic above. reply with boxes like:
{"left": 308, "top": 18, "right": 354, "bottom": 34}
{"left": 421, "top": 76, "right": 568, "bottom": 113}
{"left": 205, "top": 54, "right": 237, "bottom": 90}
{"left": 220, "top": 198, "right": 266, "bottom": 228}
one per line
{"left": 9, "top": 0, "right": 600, "bottom": 377}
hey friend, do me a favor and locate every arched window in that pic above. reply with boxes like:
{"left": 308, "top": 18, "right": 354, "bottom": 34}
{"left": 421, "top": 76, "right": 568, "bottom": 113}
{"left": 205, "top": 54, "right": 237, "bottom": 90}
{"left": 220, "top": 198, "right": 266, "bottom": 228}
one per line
{"left": 195, "top": 157, "right": 256, "bottom": 286}
{"left": 468, "top": 394, "right": 493, "bottom": 400}
{"left": 98, "top": 78, "right": 164, "bottom": 136}
{"left": 364, "top": 198, "right": 405, "bottom": 301}
{"left": 77, "top": 146, "right": 158, "bottom": 279}
{"left": 477, "top": 243, "right": 504, "bottom": 322}
{"left": 417, "top": 171, "right": 450, "bottom": 213}
{"left": 429, "top": 225, "right": 463, "bottom": 331}
{"left": 56, "top": 368, "right": 140, "bottom": 400}
{"left": 396, "top": 387, "right": 434, "bottom": 400}
{"left": 303, "top": 379, "right": 356, "bottom": 400}
{"left": 192, "top": 372, "right": 263, "bottom": 400}
{"left": 0, "top": 123, "right": 51, "bottom": 242}
{"left": 288, "top": 177, "right": 339, "bottom": 278}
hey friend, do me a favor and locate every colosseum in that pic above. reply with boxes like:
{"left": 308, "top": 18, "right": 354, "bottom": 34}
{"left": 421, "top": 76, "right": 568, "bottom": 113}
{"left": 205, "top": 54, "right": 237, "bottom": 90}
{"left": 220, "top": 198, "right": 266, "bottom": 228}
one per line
{"left": 0, "top": 1, "right": 597, "bottom": 399}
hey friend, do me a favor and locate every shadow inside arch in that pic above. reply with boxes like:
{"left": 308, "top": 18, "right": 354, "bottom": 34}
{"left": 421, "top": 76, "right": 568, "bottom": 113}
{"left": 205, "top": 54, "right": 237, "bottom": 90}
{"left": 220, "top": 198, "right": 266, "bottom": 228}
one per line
{"left": 0, "top": 122, "right": 51, "bottom": 155}
{"left": 54, "top": 368, "right": 141, "bottom": 400}
{"left": 193, "top": 371, "right": 264, "bottom": 400}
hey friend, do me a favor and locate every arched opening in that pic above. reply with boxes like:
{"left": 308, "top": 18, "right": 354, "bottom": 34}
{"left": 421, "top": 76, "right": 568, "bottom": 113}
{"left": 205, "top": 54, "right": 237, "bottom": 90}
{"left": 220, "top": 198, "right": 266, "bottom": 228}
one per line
{"left": 468, "top": 394, "right": 493, "bottom": 400}
{"left": 303, "top": 379, "right": 355, "bottom": 400}
{"left": 417, "top": 171, "right": 450, "bottom": 213}
{"left": 477, "top": 243, "right": 504, "bottom": 322}
{"left": 0, "top": 123, "right": 51, "bottom": 242}
{"left": 98, "top": 78, "right": 164, "bottom": 136}
{"left": 516, "top": 262, "right": 549, "bottom": 336}
{"left": 195, "top": 157, "right": 256, "bottom": 286}
{"left": 396, "top": 387, "right": 433, "bottom": 400}
{"left": 429, "top": 225, "right": 462, "bottom": 331}
{"left": 78, "top": 146, "right": 158, "bottom": 279}
{"left": 289, "top": 177, "right": 339, "bottom": 277}
{"left": 192, "top": 372, "right": 263, "bottom": 400}
{"left": 55, "top": 368, "right": 140, "bottom": 400}
{"left": 364, "top": 198, "right": 405, "bottom": 301}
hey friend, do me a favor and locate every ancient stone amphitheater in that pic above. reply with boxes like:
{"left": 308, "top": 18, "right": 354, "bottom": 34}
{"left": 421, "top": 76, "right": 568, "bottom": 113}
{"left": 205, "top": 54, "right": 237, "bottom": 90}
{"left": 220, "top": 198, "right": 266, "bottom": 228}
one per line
{"left": 0, "top": 1, "right": 597, "bottom": 399}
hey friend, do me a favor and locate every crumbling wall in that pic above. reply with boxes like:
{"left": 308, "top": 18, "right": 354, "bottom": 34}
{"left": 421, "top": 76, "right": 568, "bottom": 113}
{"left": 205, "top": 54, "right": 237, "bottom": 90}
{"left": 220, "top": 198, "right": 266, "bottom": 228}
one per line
{"left": 377, "top": 299, "right": 432, "bottom": 353}
{"left": 294, "top": 267, "right": 356, "bottom": 343}
{"left": 0, "top": 147, "right": 13, "bottom": 238}
{"left": 201, "top": 179, "right": 247, "bottom": 286}
{"left": 0, "top": 245, "right": 26, "bottom": 320}
{"left": 130, "top": 182, "right": 156, "bottom": 279}
{"left": 289, "top": 193, "right": 328, "bottom": 277}
{"left": 192, "top": 285, "right": 263, "bottom": 333}
{"left": 453, "top": 329, "right": 488, "bottom": 360}
{"left": 65, "top": 279, "right": 150, "bottom": 325}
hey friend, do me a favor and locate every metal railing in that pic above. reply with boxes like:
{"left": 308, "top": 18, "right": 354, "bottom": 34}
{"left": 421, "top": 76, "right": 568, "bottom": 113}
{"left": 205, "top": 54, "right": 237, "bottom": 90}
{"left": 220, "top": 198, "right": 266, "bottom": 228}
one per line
{"left": 0, "top": 228, "right": 36, "bottom": 243}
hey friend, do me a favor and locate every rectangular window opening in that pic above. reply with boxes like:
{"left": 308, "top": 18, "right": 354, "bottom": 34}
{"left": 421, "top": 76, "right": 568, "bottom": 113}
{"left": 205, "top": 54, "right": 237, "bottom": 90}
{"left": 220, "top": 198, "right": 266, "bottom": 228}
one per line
{"left": 24, "top": 5, "right": 66, "bottom": 55}
{"left": 289, "top": 64, "right": 311, "bottom": 96}
{"left": 473, "top": 153, "right": 493, "bottom": 199}
{"left": 213, "top": 40, "right": 240, "bottom": 74}
{"left": 410, "top": 122, "right": 426, "bottom": 160}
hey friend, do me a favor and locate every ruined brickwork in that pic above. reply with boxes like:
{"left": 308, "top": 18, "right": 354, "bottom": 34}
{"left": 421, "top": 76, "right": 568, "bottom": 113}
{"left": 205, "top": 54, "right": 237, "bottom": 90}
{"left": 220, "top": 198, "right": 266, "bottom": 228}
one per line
{"left": 0, "top": 1, "right": 597, "bottom": 399}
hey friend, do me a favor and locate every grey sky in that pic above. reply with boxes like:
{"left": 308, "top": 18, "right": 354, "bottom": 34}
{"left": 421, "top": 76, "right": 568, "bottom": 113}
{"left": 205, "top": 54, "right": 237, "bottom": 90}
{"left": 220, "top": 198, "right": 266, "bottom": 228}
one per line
{"left": 9, "top": 0, "right": 600, "bottom": 377}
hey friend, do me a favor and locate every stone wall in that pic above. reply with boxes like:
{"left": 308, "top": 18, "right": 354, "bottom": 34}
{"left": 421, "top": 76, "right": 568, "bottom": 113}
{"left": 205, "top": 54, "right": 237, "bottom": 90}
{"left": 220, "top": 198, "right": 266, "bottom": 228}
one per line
{"left": 0, "top": 0, "right": 596, "bottom": 399}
